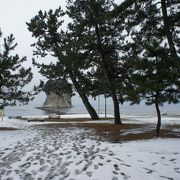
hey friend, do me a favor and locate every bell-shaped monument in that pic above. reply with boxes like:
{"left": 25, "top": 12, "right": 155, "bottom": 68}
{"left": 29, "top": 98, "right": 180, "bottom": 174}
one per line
{"left": 43, "top": 79, "right": 72, "bottom": 108}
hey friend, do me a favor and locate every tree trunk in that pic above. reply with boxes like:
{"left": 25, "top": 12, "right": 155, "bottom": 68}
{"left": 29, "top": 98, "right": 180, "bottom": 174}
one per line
{"left": 161, "top": 0, "right": 178, "bottom": 58}
{"left": 155, "top": 101, "right": 161, "bottom": 137}
{"left": 112, "top": 90, "right": 122, "bottom": 124}
{"left": 92, "top": 12, "right": 122, "bottom": 124}
{"left": 69, "top": 72, "right": 99, "bottom": 120}
{"left": 54, "top": 46, "right": 99, "bottom": 120}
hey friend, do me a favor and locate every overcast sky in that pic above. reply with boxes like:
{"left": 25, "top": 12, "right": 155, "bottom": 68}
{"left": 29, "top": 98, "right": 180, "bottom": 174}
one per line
{"left": 0, "top": 0, "right": 122, "bottom": 84}
{"left": 0, "top": 0, "right": 67, "bottom": 51}
{"left": 0, "top": 0, "right": 68, "bottom": 82}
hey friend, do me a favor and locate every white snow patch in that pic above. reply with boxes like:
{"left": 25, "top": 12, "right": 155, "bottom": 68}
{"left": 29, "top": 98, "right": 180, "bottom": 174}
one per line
{"left": 0, "top": 114, "right": 114, "bottom": 130}
{"left": 21, "top": 113, "right": 114, "bottom": 120}
{"left": 123, "top": 115, "right": 180, "bottom": 125}
{"left": 0, "top": 114, "right": 180, "bottom": 180}
{"left": 0, "top": 128, "right": 180, "bottom": 180}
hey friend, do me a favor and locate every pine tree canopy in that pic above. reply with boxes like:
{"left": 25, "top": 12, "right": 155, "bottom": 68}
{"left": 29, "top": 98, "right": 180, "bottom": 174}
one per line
{"left": 27, "top": 7, "right": 100, "bottom": 119}
{"left": 122, "top": 0, "right": 180, "bottom": 106}
{"left": 0, "top": 30, "right": 33, "bottom": 105}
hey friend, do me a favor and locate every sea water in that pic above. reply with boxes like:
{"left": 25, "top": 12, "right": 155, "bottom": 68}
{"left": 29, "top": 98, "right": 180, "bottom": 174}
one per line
{"left": 4, "top": 92, "right": 180, "bottom": 118}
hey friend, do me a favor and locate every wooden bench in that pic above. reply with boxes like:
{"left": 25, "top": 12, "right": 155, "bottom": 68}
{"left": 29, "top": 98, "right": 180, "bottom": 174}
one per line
{"left": 48, "top": 115, "right": 61, "bottom": 119}
{"left": 27, "top": 119, "right": 45, "bottom": 122}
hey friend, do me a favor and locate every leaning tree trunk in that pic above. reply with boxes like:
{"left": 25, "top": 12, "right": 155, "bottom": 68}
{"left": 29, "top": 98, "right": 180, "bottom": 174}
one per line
{"left": 69, "top": 72, "right": 99, "bottom": 120}
{"left": 155, "top": 101, "right": 161, "bottom": 137}
{"left": 54, "top": 47, "right": 99, "bottom": 120}
{"left": 92, "top": 15, "right": 122, "bottom": 124}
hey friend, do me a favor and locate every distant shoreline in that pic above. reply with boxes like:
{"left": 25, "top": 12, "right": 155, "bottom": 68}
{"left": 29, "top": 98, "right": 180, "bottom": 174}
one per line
{"left": 36, "top": 107, "right": 67, "bottom": 115}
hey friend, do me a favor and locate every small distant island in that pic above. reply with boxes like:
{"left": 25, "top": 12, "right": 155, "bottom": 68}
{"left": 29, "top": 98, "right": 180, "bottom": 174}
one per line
{"left": 43, "top": 79, "right": 73, "bottom": 108}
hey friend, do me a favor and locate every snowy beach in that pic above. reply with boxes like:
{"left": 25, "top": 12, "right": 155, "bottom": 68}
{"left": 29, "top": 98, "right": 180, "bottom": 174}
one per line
{"left": 0, "top": 115, "right": 180, "bottom": 180}
{"left": 0, "top": 0, "right": 180, "bottom": 179}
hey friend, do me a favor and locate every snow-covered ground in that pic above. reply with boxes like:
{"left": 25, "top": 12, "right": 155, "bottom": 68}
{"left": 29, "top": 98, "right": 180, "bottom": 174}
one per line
{"left": 0, "top": 115, "right": 180, "bottom": 180}
{"left": 1, "top": 113, "right": 180, "bottom": 129}
{"left": 123, "top": 115, "right": 180, "bottom": 125}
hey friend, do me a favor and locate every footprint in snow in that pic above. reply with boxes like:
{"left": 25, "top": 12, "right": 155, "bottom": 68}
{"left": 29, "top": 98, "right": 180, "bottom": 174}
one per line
{"left": 39, "top": 165, "right": 48, "bottom": 172}
{"left": 6, "top": 170, "right": 12, "bottom": 176}
{"left": 121, "top": 163, "right": 131, "bottom": 167}
{"left": 143, "top": 167, "right": 154, "bottom": 174}
{"left": 113, "top": 170, "right": 118, "bottom": 175}
{"left": 75, "top": 160, "right": 84, "bottom": 165}
{"left": 159, "top": 175, "right": 173, "bottom": 180}
{"left": 94, "top": 164, "right": 99, "bottom": 169}
{"left": 169, "top": 158, "right": 176, "bottom": 162}
{"left": 152, "top": 162, "right": 157, "bottom": 166}
{"left": 114, "top": 164, "right": 120, "bottom": 171}
{"left": 86, "top": 171, "right": 92, "bottom": 177}
{"left": 98, "top": 163, "right": 103, "bottom": 166}
{"left": 112, "top": 176, "right": 119, "bottom": 180}
{"left": 121, "top": 172, "right": 130, "bottom": 180}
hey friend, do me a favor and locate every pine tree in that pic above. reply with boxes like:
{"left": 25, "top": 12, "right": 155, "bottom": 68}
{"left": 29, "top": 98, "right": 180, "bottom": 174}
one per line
{"left": 0, "top": 30, "right": 33, "bottom": 105}
{"left": 122, "top": 0, "right": 180, "bottom": 136}
{"left": 66, "top": 0, "right": 126, "bottom": 124}
{"left": 27, "top": 8, "right": 99, "bottom": 119}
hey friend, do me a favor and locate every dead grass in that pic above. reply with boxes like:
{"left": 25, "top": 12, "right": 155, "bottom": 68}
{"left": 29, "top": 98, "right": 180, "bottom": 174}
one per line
{"left": 41, "top": 121, "right": 180, "bottom": 142}
{"left": 74, "top": 123, "right": 180, "bottom": 141}
{"left": 2, "top": 117, "right": 180, "bottom": 141}
{"left": 0, "top": 127, "right": 17, "bottom": 131}
{"left": 167, "top": 124, "right": 180, "bottom": 128}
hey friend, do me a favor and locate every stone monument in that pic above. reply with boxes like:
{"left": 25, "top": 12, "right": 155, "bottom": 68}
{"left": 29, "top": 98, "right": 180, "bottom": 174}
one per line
{"left": 43, "top": 79, "right": 72, "bottom": 108}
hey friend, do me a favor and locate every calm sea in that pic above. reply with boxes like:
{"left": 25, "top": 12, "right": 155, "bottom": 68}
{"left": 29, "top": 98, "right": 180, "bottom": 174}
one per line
{"left": 5, "top": 92, "right": 180, "bottom": 118}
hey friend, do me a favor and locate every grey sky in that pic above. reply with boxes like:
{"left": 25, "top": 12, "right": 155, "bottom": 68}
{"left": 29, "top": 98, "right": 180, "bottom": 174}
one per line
{"left": 0, "top": 0, "right": 67, "bottom": 82}
{"left": 0, "top": 0, "right": 66, "bottom": 47}
{"left": 0, "top": 0, "right": 122, "bottom": 83}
